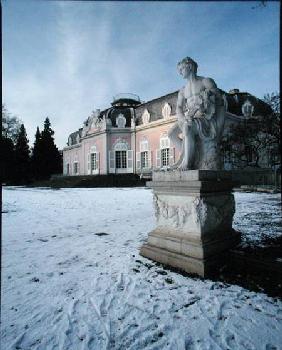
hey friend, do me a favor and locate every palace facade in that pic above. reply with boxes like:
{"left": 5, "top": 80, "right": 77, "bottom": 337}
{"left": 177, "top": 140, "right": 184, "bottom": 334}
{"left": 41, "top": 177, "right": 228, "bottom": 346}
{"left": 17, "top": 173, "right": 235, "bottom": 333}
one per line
{"left": 63, "top": 89, "right": 271, "bottom": 177}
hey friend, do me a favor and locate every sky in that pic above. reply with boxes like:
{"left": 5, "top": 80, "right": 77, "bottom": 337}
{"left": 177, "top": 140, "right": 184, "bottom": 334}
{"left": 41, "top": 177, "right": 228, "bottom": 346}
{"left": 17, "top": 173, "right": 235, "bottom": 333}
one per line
{"left": 3, "top": 0, "right": 280, "bottom": 149}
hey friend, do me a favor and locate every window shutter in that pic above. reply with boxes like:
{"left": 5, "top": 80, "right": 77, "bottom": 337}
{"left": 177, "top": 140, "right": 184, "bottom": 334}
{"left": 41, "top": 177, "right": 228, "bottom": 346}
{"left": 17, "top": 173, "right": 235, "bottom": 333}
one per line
{"left": 169, "top": 147, "right": 175, "bottom": 166}
{"left": 109, "top": 151, "right": 115, "bottom": 173}
{"left": 156, "top": 149, "right": 161, "bottom": 168}
{"left": 87, "top": 154, "right": 91, "bottom": 174}
{"left": 148, "top": 151, "right": 152, "bottom": 169}
{"left": 96, "top": 152, "right": 100, "bottom": 174}
{"left": 127, "top": 150, "right": 133, "bottom": 172}
{"left": 77, "top": 162, "right": 80, "bottom": 175}
{"left": 136, "top": 152, "right": 141, "bottom": 170}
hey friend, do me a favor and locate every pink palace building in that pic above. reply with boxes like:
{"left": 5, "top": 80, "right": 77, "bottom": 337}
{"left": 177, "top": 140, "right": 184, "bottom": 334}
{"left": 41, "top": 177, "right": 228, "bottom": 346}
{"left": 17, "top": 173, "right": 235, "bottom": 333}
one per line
{"left": 63, "top": 89, "right": 271, "bottom": 177}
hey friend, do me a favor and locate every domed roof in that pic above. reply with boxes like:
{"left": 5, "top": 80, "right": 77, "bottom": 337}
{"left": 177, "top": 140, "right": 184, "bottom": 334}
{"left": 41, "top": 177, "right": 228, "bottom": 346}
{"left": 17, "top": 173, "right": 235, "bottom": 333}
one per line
{"left": 112, "top": 93, "right": 141, "bottom": 107}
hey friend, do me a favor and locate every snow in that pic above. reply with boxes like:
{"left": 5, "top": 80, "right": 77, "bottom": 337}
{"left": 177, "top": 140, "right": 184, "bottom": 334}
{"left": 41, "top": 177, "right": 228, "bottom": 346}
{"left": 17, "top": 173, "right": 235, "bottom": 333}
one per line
{"left": 234, "top": 192, "right": 282, "bottom": 247}
{"left": 1, "top": 187, "right": 282, "bottom": 350}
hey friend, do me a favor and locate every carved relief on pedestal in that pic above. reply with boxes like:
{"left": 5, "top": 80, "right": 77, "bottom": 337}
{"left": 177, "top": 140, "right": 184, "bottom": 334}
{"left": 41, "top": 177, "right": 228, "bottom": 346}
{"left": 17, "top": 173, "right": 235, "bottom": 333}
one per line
{"left": 153, "top": 194, "right": 192, "bottom": 228}
{"left": 192, "top": 195, "right": 235, "bottom": 230}
{"left": 153, "top": 193, "right": 235, "bottom": 231}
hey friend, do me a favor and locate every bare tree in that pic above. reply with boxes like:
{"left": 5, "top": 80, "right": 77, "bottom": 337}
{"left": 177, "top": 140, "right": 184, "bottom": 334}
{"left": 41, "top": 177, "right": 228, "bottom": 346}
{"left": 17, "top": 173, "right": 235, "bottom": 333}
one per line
{"left": 2, "top": 104, "right": 22, "bottom": 144}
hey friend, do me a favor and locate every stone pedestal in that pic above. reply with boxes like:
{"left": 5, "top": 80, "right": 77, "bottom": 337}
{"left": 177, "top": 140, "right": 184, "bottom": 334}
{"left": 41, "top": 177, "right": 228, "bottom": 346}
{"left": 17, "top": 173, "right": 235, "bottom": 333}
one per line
{"left": 140, "top": 170, "right": 241, "bottom": 277}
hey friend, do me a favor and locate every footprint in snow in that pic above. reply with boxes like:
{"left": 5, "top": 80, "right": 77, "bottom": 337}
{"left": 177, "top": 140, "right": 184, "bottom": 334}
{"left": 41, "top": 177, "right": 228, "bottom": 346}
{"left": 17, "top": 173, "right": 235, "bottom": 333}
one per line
{"left": 38, "top": 238, "right": 48, "bottom": 243}
{"left": 30, "top": 277, "right": 40, "bottom": 283}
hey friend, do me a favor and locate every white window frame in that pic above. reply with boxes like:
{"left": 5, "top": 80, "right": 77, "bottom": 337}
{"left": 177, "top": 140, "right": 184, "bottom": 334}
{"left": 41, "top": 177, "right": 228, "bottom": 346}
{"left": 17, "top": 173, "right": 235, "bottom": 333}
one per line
{"left": 109, "top": 139, "right": 133, "bottom": 174}
{"left": 141, "top": 151, "right": 149, "bottom": 169}
{"left": 137, "top": 138, "right": 152, "bottom": 171}
{"left": 115, "top": 150, "right": 127, "bottom": 169}
{"left": 161, "top": 148, "right": 169, "bottom": 167}
{"left": 88, "top": 145, "right": 99, "bottom": 175}
{"left": 159, "top": 135, "right": 170, "bottom": 168}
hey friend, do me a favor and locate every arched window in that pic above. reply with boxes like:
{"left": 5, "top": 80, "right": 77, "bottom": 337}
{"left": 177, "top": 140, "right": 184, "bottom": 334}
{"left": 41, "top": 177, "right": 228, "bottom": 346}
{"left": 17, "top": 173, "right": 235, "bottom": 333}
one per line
{"left": 109, "top": 138, "right": 133, "bottom": 174}
{"left": 114, "top": 140, "right": 128, "bottom": 169}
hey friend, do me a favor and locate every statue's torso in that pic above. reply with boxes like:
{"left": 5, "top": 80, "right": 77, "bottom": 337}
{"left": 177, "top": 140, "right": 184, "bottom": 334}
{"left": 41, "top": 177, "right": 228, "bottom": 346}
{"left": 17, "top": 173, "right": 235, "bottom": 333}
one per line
{"left": 180, "top": 77, "right": 219, "bottom": 121}
{"left": 181, "top": 78, "right": 207, "bottom": 115}
{"left": 183, "top": 77, "right": 206, "bottom": 99}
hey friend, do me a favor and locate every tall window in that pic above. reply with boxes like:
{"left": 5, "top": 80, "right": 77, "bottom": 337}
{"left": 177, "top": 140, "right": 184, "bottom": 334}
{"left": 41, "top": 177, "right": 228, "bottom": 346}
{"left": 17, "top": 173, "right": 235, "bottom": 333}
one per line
{"left": 116, "top": 150, "right": 127, "bottom": 168}
{"left": 141, "top": 151, "right": 148, "bottom": 168}
{"left": 161, "top": 148, "right": 169, "bottom": 167}
{"left": 67, "top": 163, "right": 70, "bottom": 175}
{"left": 73, "top": 162, "right": 78, "bottom": 175}
{"left": 91, "top": 153, "right": 97, "bottom": 171}
{"left": 160, "top": 135, "right": 170, "bottom": 167}
{"left": 140, "top": 139, "right": 149, "bottom": 169}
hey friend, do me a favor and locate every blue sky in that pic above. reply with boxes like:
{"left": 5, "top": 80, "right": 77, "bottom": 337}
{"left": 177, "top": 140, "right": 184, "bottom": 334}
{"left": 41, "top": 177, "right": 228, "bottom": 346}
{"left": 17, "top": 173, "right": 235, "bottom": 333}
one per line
{"left": 3, "top": 0, "right": 280, "bottom": 149}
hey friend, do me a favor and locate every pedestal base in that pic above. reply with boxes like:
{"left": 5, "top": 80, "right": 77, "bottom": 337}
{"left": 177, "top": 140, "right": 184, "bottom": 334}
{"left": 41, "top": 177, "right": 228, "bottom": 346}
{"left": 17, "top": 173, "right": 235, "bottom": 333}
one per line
{"left": 140, "top": 170, "right": 241, "bottom": 278}
{"left": 140, "top": 228, "right": 241, "bottom": 277}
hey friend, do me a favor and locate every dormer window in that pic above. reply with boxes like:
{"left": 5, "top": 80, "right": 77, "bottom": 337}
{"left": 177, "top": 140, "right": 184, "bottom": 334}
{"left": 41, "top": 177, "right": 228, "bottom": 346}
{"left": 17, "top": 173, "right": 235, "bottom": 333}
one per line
{"left": 116, "top": 114, "right": 126, "bottom": 128}
{"left": 162, "top": 102, "right": 172, "bottom": 119}
{"left": 242, "top": 99, "right": 254, "bottom": 118}
{"left": 142, "top": 109, "right": 150, "bottom": 124}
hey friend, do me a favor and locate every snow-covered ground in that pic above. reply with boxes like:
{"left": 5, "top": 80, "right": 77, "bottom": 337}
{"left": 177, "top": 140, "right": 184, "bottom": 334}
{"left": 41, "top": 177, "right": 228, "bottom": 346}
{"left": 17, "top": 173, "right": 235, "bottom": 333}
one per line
{"left": 1, "top": 187, "right": 282, "bottom": 350}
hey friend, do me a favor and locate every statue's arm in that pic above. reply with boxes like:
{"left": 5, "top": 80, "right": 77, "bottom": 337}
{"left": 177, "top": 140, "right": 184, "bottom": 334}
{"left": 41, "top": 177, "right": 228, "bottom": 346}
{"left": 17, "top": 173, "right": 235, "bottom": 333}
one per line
{"left": 203, "top": 78, "right": 217, "bottom": 93}
{"left": 176, "top": 89, "right": 185, "bottom": 120}
{"left": 203, "top": 78, "right": 224, "bottom": 100}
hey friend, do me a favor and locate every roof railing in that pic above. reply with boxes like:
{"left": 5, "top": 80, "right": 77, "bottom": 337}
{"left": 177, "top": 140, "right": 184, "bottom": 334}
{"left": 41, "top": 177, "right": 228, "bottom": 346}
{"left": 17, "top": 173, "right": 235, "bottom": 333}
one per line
{"left": 113, "top": 93, "right": 141, "bottom": 102}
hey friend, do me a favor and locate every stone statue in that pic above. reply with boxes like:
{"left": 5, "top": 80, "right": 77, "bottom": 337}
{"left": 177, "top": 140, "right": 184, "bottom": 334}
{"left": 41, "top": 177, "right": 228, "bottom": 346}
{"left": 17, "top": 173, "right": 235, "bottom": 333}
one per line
{"left": 168, "top": 57, "right": 227, "bottom": 170}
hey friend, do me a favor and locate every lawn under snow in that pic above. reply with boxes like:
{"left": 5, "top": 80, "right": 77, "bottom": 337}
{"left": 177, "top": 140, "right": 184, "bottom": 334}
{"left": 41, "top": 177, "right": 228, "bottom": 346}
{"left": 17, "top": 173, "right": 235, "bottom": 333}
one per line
{"left": 1, "top": 187, "right": 282, "bottom": 350}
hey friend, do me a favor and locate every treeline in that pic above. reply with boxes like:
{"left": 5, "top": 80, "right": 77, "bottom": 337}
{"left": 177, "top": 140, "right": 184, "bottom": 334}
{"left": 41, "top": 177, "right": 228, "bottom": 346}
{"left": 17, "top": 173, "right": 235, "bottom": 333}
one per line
{"left": 1, "top": 105, "right": 62, "bottom": 185}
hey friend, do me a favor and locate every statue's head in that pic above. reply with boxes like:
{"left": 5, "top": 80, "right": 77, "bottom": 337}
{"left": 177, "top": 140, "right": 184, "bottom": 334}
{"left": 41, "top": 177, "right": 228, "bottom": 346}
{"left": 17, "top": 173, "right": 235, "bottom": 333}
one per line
{"left": 177, "top": 57, "right": 198, "bottom": 77}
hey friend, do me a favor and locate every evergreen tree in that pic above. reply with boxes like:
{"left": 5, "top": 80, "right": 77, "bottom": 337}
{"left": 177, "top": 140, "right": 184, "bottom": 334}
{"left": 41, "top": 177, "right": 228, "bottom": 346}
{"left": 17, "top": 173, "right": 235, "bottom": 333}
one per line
{"left": 0, "top": 137, "right": 15, "bottom": 184}
{"left": 31, "top": 126, "right": 43, "bottom": 180}
{"left": 38, "top": 117, "right": 62, "bottom": 179}
{"left": 14, "top": 124, "right": 31, "bottom": 184}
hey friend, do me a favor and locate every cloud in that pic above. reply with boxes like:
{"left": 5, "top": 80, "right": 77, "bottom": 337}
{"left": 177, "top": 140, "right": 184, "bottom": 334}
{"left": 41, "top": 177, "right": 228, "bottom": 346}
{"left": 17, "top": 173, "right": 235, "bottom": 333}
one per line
{"left": 2, "top": 1, "right": 279, "bottom": 149}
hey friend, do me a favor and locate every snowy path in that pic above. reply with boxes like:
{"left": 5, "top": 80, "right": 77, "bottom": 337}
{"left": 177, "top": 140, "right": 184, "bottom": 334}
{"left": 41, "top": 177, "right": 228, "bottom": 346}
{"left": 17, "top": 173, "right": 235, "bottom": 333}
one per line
{"left": 1, "top": 187, "right": 282, "bottom": 350}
